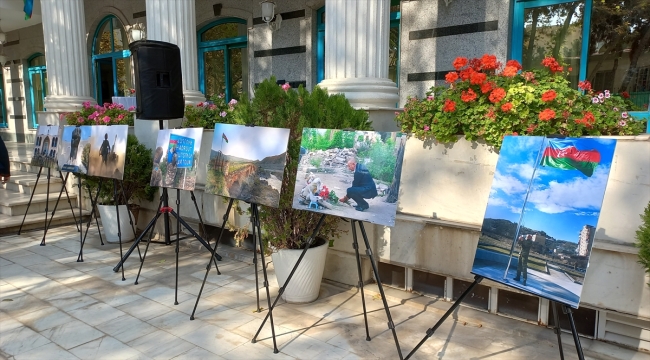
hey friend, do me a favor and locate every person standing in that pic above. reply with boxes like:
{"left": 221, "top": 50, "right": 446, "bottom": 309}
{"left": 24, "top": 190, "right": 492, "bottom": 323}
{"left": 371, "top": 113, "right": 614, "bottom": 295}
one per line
{"left": 514, "top": 234, "right": 533, "bottom": 286}
{"left": 99, "top": 133, "right": 111, "bottom": 165}
{"left": 0, "top": 137, "right": 10, "bottom": 184}
{"left": 339, "top": 156, "right": 377, "bottom": 212}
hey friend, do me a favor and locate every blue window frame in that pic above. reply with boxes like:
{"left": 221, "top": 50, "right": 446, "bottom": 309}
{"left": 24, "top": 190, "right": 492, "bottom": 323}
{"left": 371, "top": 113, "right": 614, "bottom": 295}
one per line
{"left": 316, "top": 4, "right": 401, "bottom": 86}
{"left": 198, "top": 18, "right": 248, "bottom": 102}
{"left": 27, "top": 53, "right": 47, "bottom": 129}
{"left": 92, "top": 15, "right": 131, "bottom": 104}
{"left": 0, "top": 71, "right": 6, "bottom": 128}
{"left": 511, "top": 0, "right": 593, "bottom": 86}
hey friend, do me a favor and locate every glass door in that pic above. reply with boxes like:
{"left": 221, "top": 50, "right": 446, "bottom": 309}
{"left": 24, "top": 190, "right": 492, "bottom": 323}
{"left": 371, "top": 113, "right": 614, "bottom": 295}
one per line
{"left": 512, "top": 0, "right": 592, "bottom": 87}
{"left": 28, "top": 66, "right": 47, "bottom": 128}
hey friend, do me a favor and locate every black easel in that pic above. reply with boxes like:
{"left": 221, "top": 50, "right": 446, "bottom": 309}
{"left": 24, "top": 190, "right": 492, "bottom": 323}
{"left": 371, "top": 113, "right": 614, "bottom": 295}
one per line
{"left": 17, "top": 166, "right": 79, "bottom": 244}
{"left": 250, "top": 218, "right": 403, "bottom": 358}
{"left": 404, "top": 275, "right": 584, "bottom": 360}
{"left": 190, "top": 200, "right": 275, "bottom": 338}
{"left": 77, "top": 177, "right": 106, "bottom": 262}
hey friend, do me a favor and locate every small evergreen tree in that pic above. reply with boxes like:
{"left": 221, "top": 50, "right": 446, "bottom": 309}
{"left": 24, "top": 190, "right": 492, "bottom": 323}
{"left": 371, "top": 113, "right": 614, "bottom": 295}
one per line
{"left": 636, "top": 201, "right": 650, "bottom": 286}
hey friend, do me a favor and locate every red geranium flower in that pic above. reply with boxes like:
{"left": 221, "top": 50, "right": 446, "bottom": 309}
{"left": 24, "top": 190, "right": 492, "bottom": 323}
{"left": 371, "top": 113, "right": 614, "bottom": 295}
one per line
{"left": 470, "top": 71, "right": 487, "bottom": 85}
{"left": 443, "top": 99, "right": 456, "bottom": 112}
{"left": 538, "top": 109, "right": 556, "bottom": 121}
{"left": 489, "top": 88, "right": 506, "bottom": 103}
{"left": 445, "top": 71, "right": 459, "bottom": 83}
{"left": 502, "top": 65, "right": 518, "bottom": 77}
{"left": 526, "top": 124, "right": 537, "bottom": 133}
{"left": 500, "top": 102, "right": 513, "bottom": 112}
{"left": 541, "top": 90, "right": 557, "bottom": 102}
{"left": 453, "top": 57, "right": 468, "bottom": 70}
{"left": 461, "top": 89, "right": 477, "bottom": 102}
{"left": 480, "top": 81, "right": 494, "bottom": 94}
{"left": 469, "top": 58, "right": 483, "bottom": 71}
{"left": 541, "top": 56, "right": 563, "bottom": 73}
{"left": 621, "top": 91, "right": 630, "bottom": 98}
{"left": 481, "top": 54, "right": 499, "bottom": 70}
{"left": 578, "top": 80, "right": 592, "bottom": 92}
{"left": 505, "top": 60, "right": 522, "bottom": 70}
{"left": 459, "top": 68, "right": 473, "bottom": 81}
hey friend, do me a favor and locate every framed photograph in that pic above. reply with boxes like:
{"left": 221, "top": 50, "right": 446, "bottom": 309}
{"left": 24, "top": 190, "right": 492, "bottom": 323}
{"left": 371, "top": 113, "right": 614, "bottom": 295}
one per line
{"left": 57, "top": 126, "right": 92, "bottom": 174}
{"left": 291, "top": 128, "right": 406, "bottom": 227}
{"left": 151, "top": 128, "right": 203, "bottom": 190}
{"left": 471, "top": 136, "right": 617, "bottom": 308}
{"left": 86, "top": 125, "right": 129, "bottom": 180}
{"left": 30, "top": 125, "right": 62, "bottom": 169}
{"left": 205, "top": 123, "right": 290, "bottom": 208}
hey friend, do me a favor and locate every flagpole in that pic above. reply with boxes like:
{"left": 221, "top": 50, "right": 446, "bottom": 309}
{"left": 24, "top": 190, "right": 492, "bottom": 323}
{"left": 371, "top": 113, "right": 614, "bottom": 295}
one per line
{"left": 503, "top": 137, "right": 547, "bottom": 279}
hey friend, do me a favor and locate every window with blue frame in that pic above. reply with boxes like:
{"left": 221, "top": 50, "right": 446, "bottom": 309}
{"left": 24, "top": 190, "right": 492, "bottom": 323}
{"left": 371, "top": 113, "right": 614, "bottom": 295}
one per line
{"left": 0, "top": 71, "right": 6, "bottom": 128}
{"left": 92, "top": 15, "right": 132, "bottom": 105}
{"left": 512, "top": 0, "right": 650, "bottom": 111}
{"left": 198, "top": 19, "right": 248, "bottom": 102}
{"left": 27, "top": 54, "right": 47, "bottom": 129}
{"left": 316, "top": 1, "right": 401, "bottom": 86}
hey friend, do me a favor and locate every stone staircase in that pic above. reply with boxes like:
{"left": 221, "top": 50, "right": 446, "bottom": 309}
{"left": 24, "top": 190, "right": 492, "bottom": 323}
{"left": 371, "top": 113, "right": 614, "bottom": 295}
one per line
{"left": 0, "top": 158, "right": 88, "bottom": 236}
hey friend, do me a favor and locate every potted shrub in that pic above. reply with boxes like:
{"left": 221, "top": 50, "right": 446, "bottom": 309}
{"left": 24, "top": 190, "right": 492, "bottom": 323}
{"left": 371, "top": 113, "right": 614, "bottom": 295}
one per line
{"left": 65, "top": 103, "right": 156, "bottom": 242}
{"left": 636, "top": 201, "right": 650, "bottom": 286}
{"left": 395, "top": 54, "right": 646, "bottom": 149}
{"left": 232, "top": 77, "right": 371, "bottom": 303}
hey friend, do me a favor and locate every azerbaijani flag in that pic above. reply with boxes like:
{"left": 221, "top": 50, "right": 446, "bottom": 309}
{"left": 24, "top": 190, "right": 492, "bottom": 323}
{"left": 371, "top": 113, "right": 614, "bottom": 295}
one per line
{"left": 24, "top": 0, "right": 34, "bottom": 20}
{"left": 222, "top": 133, "right": 228, "bottom": 143}
{"left": 540, "top": 139, "right": 601, "bottom": 177}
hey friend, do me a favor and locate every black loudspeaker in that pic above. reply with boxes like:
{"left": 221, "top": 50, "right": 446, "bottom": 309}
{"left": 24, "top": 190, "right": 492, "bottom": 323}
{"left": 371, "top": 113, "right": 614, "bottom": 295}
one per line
{"left": 130, "top": 40, "right": 184, "bottom": 120}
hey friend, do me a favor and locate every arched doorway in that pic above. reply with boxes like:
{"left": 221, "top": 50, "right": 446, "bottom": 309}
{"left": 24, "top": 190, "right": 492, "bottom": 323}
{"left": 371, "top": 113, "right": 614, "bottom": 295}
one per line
{"left": 27, "top": 53, "right": 47, "bottom": 128}
{"left": 92, "top": 15, "right": 132, "bottom": 104}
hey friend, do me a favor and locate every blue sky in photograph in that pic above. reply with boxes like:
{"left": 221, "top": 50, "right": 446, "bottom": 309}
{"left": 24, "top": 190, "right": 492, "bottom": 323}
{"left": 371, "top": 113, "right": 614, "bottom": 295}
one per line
{"left": 156, "top": 128, "right": 203, "bottom": 154}
{"left": 62, "top": 125, "right": 91, "bottom": 142}
{"left": 483, "top": 136, "right": 616, "bottom": 242}
{"left": 211, "top": 123, "right": 290, "bottom": 161}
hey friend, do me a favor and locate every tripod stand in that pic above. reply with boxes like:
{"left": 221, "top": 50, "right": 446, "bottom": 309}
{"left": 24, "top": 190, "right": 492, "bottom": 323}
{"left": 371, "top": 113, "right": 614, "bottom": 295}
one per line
{"left": 17, "top": 166, "right": 79, "bottom": 245}
{"left": 190, "top": 200, "right": 275, "bottom": 337}
{"left": 250, "top": 218, "right": 403, "bottom": 358}
{"left": 113, "top": 186, "right": 222, "bottom": 304}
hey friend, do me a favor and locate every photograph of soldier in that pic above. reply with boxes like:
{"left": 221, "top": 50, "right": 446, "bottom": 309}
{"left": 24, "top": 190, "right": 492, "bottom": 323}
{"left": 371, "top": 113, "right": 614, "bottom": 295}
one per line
{"left": 471, "top": 136, "right": 617, "bottom": 308}
{"left": 57, "top": 126, "right": 91, "bottom": 174}
{"left": 87, "top": 125, "right": 128, "bottom": 180}
{"left": 513, "top": 234, "right": 534, "bottom": 286}
{"left": 30, "top": 125, "right": 61, "bottom": 169}
{"left": 293, "top": 129, "right": 406, "bottom": 227}
{"left": 150, "top": 128, "right": 203, "bottom": 191}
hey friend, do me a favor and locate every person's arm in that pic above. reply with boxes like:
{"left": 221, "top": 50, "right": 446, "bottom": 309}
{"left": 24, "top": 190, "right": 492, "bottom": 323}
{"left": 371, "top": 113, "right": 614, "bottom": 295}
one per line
{"left": 0, "top": 138, "right": 10, "bottom": 183}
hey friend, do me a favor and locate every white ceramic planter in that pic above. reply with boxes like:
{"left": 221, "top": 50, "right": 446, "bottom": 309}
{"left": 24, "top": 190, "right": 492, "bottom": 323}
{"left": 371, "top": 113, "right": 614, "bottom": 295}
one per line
{"left": 97, "top": 205, "right": 136, "bottom": 243}
{"left": 271, "top": 238, "right": 329, "bottom": 303}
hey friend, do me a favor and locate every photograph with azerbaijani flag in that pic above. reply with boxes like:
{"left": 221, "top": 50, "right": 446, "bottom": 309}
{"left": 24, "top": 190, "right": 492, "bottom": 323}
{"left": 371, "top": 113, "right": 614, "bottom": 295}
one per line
{"left": 205, "top": 123, "right": 290, "bottom": 208}
{"left": 471, "top": 136, "right": 616, "bottom": 308}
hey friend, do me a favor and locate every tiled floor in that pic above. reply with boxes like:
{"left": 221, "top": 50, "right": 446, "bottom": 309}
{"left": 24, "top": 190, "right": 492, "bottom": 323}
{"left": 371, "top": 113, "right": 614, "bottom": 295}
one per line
{"left": 1, "top": 225, "right": 648, "bottom": 360}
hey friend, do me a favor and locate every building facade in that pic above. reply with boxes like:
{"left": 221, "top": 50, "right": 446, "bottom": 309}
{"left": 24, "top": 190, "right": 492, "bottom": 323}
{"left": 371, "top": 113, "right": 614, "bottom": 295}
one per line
{"left": 577, "top": 224, "right": 596, "bottom": 257}
{"left": 0, "top": 0, "right": 648, "bottom": 352}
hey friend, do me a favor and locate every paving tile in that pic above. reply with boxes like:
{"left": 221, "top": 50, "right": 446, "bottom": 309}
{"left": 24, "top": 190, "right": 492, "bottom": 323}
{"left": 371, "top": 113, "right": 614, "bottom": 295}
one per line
{"left": 90, "top": 288, "right": 143, "bottom": 307}
{"left": 172, "top": 346, "right": 226, "bottom": 359}
{"left": 96, "top": 314, "right": 159, "bottom": 344}
{"left": 147, "top": 310, "right": 208, "bottom": 337}
{"left": 15, "top": 306, "right": 75, "bottom": 331}
{"left": 41, "top": 319, "right": 104, "bottom": 349}
{"left": 68, "top": 301, "right": 127, "bottom": 326}
{"left": 196, "top": 307, "right": 258, "bottom": 331}
{"left": 117, "top": 298, "right": 173, "bottom": 322}
{"left": 69, "top": 335, "right": 144, "bottom": 360}
{"left": 223, "top": 341, "right": 295, "bottom": 360}
{"left": 127, "top": 330, "right": 195, "bottom": 359}
{"left": 12, "top": 342, "right": 76, "bottom": 360}
{"left": 180, "top": 323, "right": 249, "bottom": 356}
{"left": 0, "top": 325, "right": 51, "bottom": 356}
{"left": 10, "top": 252, "right": 52, "bottom": 267}
{"left": 45, "top": 290, "right": 99, "bottom": 312}
{"left": 280, "top": 334, "right": 350, "bottom": 359}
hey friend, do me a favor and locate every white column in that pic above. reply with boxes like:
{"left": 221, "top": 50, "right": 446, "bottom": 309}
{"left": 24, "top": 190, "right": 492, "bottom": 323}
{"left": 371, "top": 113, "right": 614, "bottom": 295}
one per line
{"left": 41, "top": 0, "right": 96, "bottom": 112}
{"left": 318, "top": 0, "right": 398, "bottom": 108}
{"left": 146, "top": 0, "right": 205, "bottom": 105}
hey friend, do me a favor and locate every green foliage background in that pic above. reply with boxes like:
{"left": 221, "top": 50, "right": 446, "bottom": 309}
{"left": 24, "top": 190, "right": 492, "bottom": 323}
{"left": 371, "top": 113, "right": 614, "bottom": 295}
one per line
{"left": 636, "top": 202, "right": 650, "bottom": 286}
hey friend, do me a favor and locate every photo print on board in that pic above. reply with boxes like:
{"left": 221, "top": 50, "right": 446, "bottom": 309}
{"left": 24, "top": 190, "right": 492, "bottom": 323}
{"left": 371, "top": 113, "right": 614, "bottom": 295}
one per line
{"left": 205, "top": 123, "right": 290, "bottom": 208}
{"left": 151, "top": 128, "right": 203, "bottom": 191}
{"left": 58, "top": 125, "right": 92, "bottom": 174}
{"left": 292, "top": 128, "right": 406, "bottom": 227}
{"left": 86, "top": 125, "right": 128, "bottom": 180}
{"left": 471, "top": 136, "right": 617, "bottom": 308}
{"left": 31, "top": 124, "right": 63, "bottom": 169}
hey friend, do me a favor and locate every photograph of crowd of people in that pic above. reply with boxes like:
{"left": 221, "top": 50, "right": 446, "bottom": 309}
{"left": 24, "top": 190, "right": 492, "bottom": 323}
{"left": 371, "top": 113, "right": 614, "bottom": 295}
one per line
{"left": 30, "top": 125, "right": 62, "bottom": 169}
{"left": 471, "top": 136, "right": 617, "bottom": 308}
{"left": 86, "top": 125, "right": 128, "bottom": 180}
{"left": 205, "top": 124, "right": 290, "bottom": 208}
{"left": 292, "top": 128, "right": 406, "bottom": 227}
{"left": 151, "top": 128, "right": 203, "bottom": 191}
{"left": 57, "top": 126, "right": 91, "bottom": 174}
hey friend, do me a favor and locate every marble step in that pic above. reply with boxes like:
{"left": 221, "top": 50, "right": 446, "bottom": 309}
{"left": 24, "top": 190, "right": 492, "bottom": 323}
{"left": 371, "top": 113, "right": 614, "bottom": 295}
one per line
{"left": 1, "top": 170, "right": 74, "bottom": 195}
{"left": 9, "top": 160, "right": 49, "bottom": 175}
{"left": 0, "top": 189, "right": 79, "bottom": 216}
{"left": 0, "top": 208, "right": 89, "bottom": 236}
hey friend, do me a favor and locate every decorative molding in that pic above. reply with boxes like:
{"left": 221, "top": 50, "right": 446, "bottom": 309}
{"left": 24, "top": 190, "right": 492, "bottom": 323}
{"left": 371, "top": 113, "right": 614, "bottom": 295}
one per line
{"left": 10, "top": 115, "right": 27, "bottom": 120}
{"left": 4, "top": 40, "right": 19, "bottom": 47}
{"left": 407, "top": 71, "right": 446, "bottom": 82}
{"left": 9, "top": 97, "right": 25, "bottom": 101}
{"left": 409, "top": 20, "right": 498, "bottom": 40}
{"left": 133, "top": 11, "right": 146, "bottom": 19}
{"left": 253, "top": 45, "right": 306, "bottom": 58}
{"left": 8, "top": 78, "right": 22, "bottom": 83}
